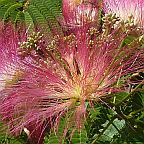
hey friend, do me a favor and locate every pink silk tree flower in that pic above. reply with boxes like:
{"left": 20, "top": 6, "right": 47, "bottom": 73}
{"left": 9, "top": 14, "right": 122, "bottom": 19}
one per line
{"left": 0, "top": 15, "right": 144, "bottom": 144}
{"left": 103, "top": 0, "right": 144, "bottom": 28}
{"left": 0, "top": 24, "right": 47, "bottom": 144}
{"left": 0, "top": 23, "right": 25, "bottom": 91}
{"left": 0, "top": 23, "right": 25, "bottom": 137}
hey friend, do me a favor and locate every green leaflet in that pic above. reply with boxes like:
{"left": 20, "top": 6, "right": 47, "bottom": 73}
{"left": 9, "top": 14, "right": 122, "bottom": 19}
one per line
{"left": 0, "top": 0, "right": 24, "bottom": 22}
{"left": 3, "top": 3, "right": 22, "bottom": 20}
{"left": 0, "top": 0, "right": 63, "bottom": 35}
{"left": 25, "top": 0, "right": 63, "bottom": 37}
{"left": 24, "top": 11, "right": 34, "bottom": 34}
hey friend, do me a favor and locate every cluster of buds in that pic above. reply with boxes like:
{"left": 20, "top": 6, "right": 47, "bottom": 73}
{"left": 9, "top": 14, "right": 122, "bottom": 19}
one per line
{"left": 18, "top": 32, "right": 45, "bottom": 58}
{"left": 103, "top": 0, "right": 144, "bottom": 29}
{"left": 0, "top": 0, "right": 144, "bottom": 144}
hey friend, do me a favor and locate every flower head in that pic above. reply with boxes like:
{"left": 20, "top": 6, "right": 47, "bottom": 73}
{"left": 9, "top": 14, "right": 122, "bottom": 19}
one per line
{"left": 103, "top": 0, "right": 144, "bottom": 28}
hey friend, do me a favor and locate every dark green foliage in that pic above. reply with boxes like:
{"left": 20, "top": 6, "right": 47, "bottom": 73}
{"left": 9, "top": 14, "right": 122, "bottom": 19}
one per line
{"left": 0, "top": 0, "right": 63, "bottom": 36}
{"left": 86, "top": 90, "right": 144, "bottom": 144}
{"left": 0, "top": 0, "right": 25, "bottom": 22}
{"left": 0, "top": 123, "right": 27, "bottom": 144}
{"left": 26, "top": 0, "right": 62, "bottom": 36}
{"left": 44, "top": 118, "right": 88, "bottom": 144}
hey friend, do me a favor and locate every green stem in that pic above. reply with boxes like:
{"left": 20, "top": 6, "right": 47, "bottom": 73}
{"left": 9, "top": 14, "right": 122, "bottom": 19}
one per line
{"left": 128, "top": 107, "right": 144, "bottom": 118}
{"left": 116, "top": 80, "right": 144, "bottom": 106}
{"left": 111, "top": 122, "right": 121, "bottom": 134}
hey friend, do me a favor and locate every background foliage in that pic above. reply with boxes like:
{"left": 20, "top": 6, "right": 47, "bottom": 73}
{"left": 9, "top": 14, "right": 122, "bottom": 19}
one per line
{"left": 0, "top": 0, "right": 144, "bottom": 143}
